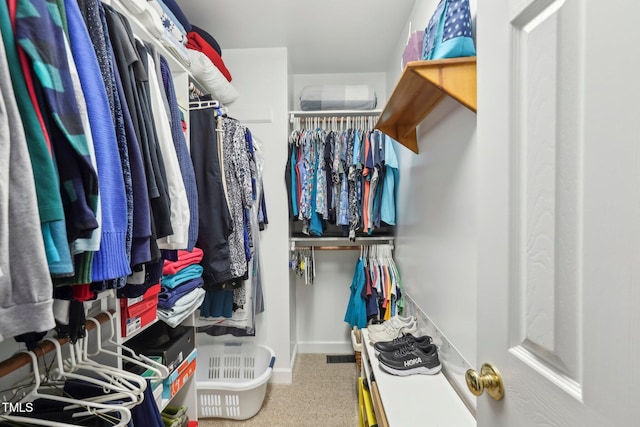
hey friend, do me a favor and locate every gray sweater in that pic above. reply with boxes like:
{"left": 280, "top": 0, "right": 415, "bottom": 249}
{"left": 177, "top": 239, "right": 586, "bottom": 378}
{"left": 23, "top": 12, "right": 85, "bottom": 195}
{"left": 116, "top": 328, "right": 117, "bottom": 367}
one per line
{"left": 0, "top": 29, "right": 55, "bottom": 340}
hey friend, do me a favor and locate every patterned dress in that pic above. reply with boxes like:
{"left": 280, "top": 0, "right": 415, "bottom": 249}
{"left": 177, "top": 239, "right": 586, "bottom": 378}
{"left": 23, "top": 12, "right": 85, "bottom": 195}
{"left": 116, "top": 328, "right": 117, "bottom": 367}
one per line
{"left": 221, "top": 117, "right": 253, "bottom": 279}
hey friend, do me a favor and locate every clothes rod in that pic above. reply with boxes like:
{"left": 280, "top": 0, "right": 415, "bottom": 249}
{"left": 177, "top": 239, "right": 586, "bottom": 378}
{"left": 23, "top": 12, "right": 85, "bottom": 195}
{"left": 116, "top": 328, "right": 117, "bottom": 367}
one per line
{"left": 0, "top": 311, "right": 113, "bottom": 379}
{"left": 291, "top": 116, "right": 377, "bottom": 124}
{"left": 289, "top": 109, "right": 382, "bottom": 119}
{"left": 294, "top": 245, "right": 368, "bottom": 251}
{"left": 289, "top": 109, "right": 382, "bottom": 115}
{"left": 290, "top": 238, "right": 394, "bottom": 252}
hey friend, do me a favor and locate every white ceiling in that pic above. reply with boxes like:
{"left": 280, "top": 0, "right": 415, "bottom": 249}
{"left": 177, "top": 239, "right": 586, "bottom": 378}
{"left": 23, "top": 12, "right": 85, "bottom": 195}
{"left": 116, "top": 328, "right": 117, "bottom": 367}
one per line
{"left": 177, "top": 0, "right": 416, "bottom": 74}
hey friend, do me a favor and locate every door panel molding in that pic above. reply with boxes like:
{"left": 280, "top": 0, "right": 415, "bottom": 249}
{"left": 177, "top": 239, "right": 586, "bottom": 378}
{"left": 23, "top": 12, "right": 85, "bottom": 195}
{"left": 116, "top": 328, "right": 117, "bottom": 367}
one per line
{"left": 508, "top": 0, "right": 583, "bottom": 388}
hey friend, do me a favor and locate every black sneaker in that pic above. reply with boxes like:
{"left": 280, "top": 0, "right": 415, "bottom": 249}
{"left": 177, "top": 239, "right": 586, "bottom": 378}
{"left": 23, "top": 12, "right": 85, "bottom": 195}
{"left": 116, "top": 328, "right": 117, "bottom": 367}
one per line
{"left": 374, "top": 334, "right": 432, "bottom": 356}
{"left": 378, "top": 343, "right": 441, "bottom": 376}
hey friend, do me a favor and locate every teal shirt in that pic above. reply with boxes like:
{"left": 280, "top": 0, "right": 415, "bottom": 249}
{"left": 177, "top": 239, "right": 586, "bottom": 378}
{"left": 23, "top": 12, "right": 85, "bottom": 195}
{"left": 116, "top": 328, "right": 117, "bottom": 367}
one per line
{"left": 0, "top": 1, "right": 72, "bottom": 275}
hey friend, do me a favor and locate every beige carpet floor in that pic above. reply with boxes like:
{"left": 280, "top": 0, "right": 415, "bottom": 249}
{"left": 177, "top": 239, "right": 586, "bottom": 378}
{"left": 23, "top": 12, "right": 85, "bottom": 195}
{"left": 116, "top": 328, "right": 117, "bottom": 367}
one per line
{"left": 198, "top": 353, "right": 359, "bottom": 427}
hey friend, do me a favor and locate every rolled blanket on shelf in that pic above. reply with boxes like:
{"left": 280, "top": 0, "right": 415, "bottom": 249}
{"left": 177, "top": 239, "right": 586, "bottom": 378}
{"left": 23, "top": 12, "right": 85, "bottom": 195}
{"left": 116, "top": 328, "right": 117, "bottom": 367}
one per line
{"left": 299, "top": 84, "right": 377, "bottom": 111}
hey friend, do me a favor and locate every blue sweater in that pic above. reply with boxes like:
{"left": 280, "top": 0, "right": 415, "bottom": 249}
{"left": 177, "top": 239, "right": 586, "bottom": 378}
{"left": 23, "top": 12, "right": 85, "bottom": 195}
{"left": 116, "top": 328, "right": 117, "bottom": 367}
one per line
{"left": 65, "top": 0, "right": 131, "bottom": 281}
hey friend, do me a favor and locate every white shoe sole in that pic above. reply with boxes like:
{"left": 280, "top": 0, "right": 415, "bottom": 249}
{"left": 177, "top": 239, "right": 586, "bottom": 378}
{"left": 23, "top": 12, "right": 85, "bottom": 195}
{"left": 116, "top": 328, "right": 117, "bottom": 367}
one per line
{"left": 379, "top": 362, "right": 442, "bottom": 376}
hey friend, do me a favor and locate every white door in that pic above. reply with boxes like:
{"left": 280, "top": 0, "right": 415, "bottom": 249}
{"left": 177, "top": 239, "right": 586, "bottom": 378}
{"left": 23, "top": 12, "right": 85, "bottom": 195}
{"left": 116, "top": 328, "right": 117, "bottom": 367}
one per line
{"left": 476, "top": 0, "right": 640, "bottom": 426}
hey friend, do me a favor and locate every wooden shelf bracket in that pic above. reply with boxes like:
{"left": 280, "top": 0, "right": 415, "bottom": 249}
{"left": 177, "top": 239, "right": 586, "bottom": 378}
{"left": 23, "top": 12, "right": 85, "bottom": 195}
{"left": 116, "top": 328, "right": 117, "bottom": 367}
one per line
{"left": 376, "top": 57, "right": 477, "bottom": 154}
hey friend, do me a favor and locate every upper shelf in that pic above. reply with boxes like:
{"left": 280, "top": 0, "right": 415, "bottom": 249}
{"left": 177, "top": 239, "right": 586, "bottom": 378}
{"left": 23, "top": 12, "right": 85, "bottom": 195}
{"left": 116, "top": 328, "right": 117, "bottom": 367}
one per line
{"left": 375, "top": 57, "right": 477, "bottom": 154}
{"left": 289, "top": 109, "right": 382, "bottom": 117}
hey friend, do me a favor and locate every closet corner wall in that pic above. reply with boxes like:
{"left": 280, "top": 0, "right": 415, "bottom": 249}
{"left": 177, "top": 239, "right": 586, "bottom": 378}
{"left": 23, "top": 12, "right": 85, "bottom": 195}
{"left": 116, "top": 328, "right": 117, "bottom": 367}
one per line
{"left": 192, "top": 47, "right": 296, "bottom": 384}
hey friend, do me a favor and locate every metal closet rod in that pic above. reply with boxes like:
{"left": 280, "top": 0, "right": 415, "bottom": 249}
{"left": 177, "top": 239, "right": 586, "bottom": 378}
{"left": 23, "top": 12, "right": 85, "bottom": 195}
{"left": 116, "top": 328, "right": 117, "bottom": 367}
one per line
{"left": 289, "top": 110, "right": 382, "bottom": 122}
{"left": 293, "top": 245, "right": 365, "bottom": 251}
{"left": 0, "top": 311, "right": 113, "bottom": 379}
{"left": 295, "top": 117, "right": 374, "bottom": 123}
{"left": 290, "top": 236, "right": 394, "bottom": 251}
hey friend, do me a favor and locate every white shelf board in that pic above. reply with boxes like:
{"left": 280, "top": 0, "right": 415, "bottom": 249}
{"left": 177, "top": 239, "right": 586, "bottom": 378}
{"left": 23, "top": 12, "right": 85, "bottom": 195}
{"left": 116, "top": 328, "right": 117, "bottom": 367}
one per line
{"left": 361, "top": 329, "right": 475, "bottom": 427}
{"left": 289, "top": 109, "right": 382, "bottom": 117}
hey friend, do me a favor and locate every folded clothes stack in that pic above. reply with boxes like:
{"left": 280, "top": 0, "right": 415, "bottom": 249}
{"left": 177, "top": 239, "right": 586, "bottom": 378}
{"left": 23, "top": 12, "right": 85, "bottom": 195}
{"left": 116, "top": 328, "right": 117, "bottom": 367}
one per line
{"left": 117, "top": 0, "right": 239, "bottom": 104}
{"left": 161, "top": 405, "right": 189, "bottom": 427}
{"left": 149, "top": 0, "right": 191, "bottom": 65}
{"left": 159, "top": 249, "right": 206, "bottom": 327}
{"left": 118, "top": 0, "right": 190, "bottom": 65}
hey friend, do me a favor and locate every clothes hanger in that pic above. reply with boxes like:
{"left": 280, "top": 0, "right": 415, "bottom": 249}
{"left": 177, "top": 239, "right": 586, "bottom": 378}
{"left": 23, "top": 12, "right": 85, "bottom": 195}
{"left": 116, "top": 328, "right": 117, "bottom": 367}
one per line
{"left": 40, "top": 337, "right": 134, "bottom": 395}
{"left": 16, "top": 349, "right": 132, "bottom": 427}
{"left": 87, "top": 313, "right": 169, "bottom": 382}
{"left": 67, "top": 332, "right": 145, "bottom": 405}
{"left": 89, "top": 322, "right": 170, "bottom": 391}
{"left": 69, "top": 318, "right": 152, "bottom": 394}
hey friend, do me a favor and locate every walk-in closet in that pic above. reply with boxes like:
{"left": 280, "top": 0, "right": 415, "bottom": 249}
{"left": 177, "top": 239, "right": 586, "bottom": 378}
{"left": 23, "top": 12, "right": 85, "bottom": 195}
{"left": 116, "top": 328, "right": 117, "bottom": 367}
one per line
{"left": 1, "top": 0, "right": 639, "bottom": 426}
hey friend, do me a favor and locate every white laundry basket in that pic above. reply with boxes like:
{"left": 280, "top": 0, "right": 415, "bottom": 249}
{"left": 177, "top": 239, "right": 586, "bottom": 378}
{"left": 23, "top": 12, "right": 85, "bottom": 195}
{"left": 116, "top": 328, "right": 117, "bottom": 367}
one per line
{"left": 196, "top": 342, "right": 275, "bottom": 420}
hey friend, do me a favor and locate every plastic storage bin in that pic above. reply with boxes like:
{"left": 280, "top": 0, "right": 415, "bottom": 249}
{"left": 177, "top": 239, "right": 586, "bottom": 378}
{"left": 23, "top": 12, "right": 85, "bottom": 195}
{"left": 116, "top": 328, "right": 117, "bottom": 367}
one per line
{"left": 196, "top": 342, "right": 275, "bottom": 420}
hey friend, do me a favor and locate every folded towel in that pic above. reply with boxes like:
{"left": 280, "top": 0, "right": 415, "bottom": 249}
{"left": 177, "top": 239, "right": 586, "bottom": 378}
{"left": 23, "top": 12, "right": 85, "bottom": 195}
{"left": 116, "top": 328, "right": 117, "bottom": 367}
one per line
{"left": 161, "top": 264, "right": 203, "bottom": 289}
{"left": 148, "top": 0, "right": 186, "bottom": 45}
{"left": 120, "top": 0, "right": 164, "bottom": 38}
{"left": 155, "top": 0, "right": 192, "bottom": 32}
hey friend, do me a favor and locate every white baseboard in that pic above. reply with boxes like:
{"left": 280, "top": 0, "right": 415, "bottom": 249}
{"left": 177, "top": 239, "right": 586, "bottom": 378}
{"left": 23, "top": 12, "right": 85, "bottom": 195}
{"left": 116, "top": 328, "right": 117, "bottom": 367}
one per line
{"left": 271, "top": 341, "right": 353, "bottom": 383}
{"left": 271, "top": 367, "right": 293, "bottom": 384}
{"left": 270, "top": 343, "right": 296, "bottom": 384}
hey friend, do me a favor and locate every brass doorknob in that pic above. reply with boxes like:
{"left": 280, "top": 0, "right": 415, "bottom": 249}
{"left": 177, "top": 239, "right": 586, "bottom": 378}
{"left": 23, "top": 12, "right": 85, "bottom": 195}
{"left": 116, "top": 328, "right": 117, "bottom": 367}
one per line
{"left": 465, "top": 363, "right": 504, "bottom": 400}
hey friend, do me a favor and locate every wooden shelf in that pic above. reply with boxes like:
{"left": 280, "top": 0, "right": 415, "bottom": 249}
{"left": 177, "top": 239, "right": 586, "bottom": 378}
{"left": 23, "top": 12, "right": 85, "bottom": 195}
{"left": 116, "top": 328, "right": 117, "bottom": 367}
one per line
{"left": 376, "top": 57, "right": 477, "bottom": 153}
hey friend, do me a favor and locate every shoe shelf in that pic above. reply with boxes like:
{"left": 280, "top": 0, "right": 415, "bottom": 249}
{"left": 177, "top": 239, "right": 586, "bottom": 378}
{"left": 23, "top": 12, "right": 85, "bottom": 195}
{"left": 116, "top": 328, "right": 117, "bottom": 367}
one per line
{"left": 375, "top": 57, "right": 477, "bottom": 154}
{"left": 360, "top": 329, "right": 475, "bottom": 426}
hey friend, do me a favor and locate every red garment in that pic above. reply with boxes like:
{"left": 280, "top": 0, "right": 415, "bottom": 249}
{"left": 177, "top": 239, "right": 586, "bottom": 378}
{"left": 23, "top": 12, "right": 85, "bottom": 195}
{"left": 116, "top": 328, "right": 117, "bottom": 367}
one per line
{"left": 163, "top": 247, "right": 204, "bottom": 275}
{"left": 186, "top": 32, "right": 232, "bottom": 82}
{"left": 72, "top": 284, "right": 95, "bottom": 302}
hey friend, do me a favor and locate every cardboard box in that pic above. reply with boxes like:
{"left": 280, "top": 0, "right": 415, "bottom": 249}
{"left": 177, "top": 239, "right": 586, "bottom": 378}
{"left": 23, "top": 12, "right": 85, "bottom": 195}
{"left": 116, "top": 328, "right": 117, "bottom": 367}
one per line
{"left": 125, "top": 322, "right": 196, "bottom": 374}
{"left": 120, "top": 284, "right": 160, "bottom": 338}
{"left": 163, "top": 349, "right": 197, "bottom": 399}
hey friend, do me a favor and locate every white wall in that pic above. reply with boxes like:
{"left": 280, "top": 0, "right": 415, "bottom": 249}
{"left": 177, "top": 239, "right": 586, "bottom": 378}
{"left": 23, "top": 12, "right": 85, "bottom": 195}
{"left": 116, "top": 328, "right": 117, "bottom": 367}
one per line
{"left": 294, "top": 251, "right": 359, "bottom": 354}
{"left": 386, "top": 0, "right": 478, "bottom": 372}
{"left": 199, "top": 47, "right": 294, "bottom": 383}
